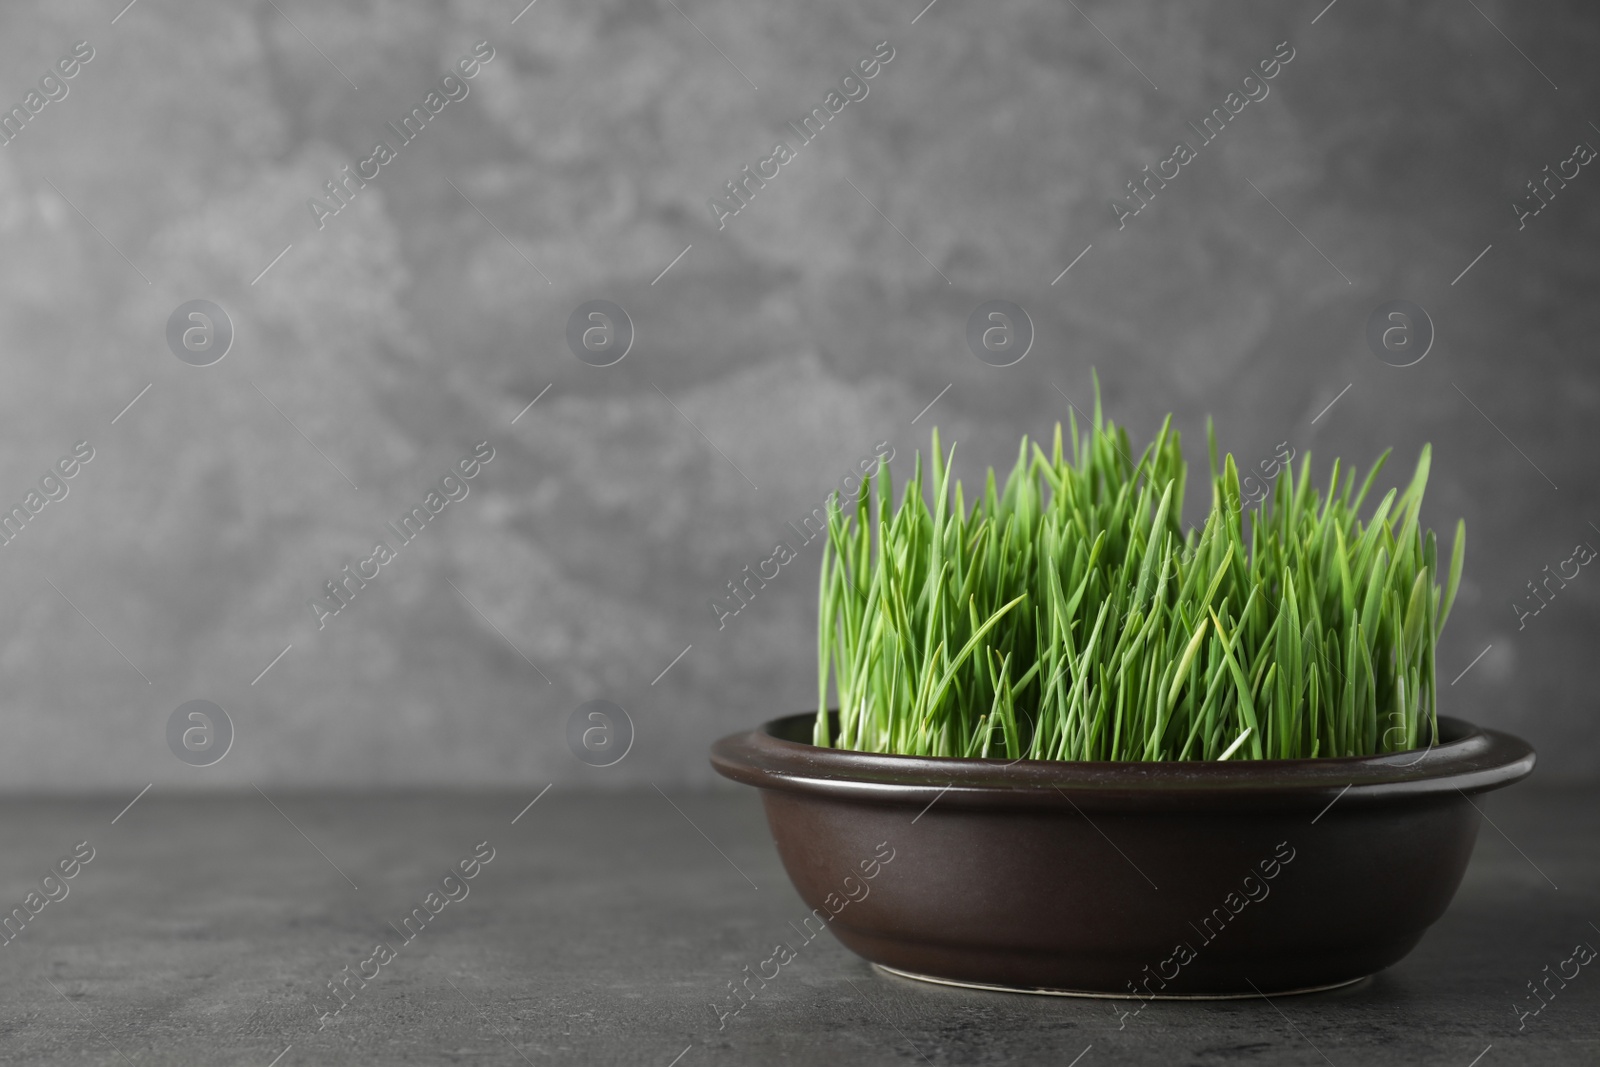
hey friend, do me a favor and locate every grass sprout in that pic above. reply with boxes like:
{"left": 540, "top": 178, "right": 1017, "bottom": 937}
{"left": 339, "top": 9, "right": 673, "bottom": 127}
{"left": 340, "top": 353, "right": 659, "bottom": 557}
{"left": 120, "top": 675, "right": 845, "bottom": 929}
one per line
{"left": 814, "top": 390, "right": 1464, "bottom": 762}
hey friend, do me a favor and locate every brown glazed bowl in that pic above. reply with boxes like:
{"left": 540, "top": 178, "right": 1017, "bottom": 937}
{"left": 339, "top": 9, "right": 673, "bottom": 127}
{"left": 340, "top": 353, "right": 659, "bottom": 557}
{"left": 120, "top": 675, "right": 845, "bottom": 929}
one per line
{"left": 711, "top": 713, "right": 1534, "bottom": 998}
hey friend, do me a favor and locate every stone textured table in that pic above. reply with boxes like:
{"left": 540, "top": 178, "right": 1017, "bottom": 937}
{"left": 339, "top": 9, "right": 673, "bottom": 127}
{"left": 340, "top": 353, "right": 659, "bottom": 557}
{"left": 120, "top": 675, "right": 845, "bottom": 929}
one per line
{"left": 0, "top": 786, "right": 1594, "bottom": 1065}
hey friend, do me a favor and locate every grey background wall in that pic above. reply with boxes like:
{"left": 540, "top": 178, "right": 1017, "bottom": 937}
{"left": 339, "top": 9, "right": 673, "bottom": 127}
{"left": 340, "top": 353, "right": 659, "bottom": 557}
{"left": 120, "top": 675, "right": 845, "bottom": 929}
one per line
{"left": 0, "top": 0, "right": 1594, "bottom": 790}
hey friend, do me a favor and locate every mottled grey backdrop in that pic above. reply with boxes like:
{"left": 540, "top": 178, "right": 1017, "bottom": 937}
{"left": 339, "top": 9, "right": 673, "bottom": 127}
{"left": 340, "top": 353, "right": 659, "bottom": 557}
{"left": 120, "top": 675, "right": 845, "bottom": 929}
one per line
{"left": 0, "top": 0, "right": 1594, "bottom": 790}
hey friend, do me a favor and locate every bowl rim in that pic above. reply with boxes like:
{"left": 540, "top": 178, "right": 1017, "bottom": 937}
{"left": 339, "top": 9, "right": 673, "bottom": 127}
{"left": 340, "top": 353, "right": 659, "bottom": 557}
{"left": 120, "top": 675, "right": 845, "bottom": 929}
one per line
{"left": 710, "top": 712, "right": 1536, "bottom": 811}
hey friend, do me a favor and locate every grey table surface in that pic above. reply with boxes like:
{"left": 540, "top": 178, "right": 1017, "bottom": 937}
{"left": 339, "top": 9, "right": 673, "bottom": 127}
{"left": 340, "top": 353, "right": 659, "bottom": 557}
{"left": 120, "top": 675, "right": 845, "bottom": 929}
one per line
{"left": 0, "top": 785, "right": 1594, "bottom": 1066}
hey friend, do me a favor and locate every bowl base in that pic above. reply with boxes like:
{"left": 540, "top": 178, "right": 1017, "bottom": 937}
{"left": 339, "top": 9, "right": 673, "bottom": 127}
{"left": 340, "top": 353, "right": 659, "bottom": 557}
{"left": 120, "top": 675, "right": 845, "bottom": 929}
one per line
{"left": 870, "top": 963, "right": 1372, "bottom": 1000}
